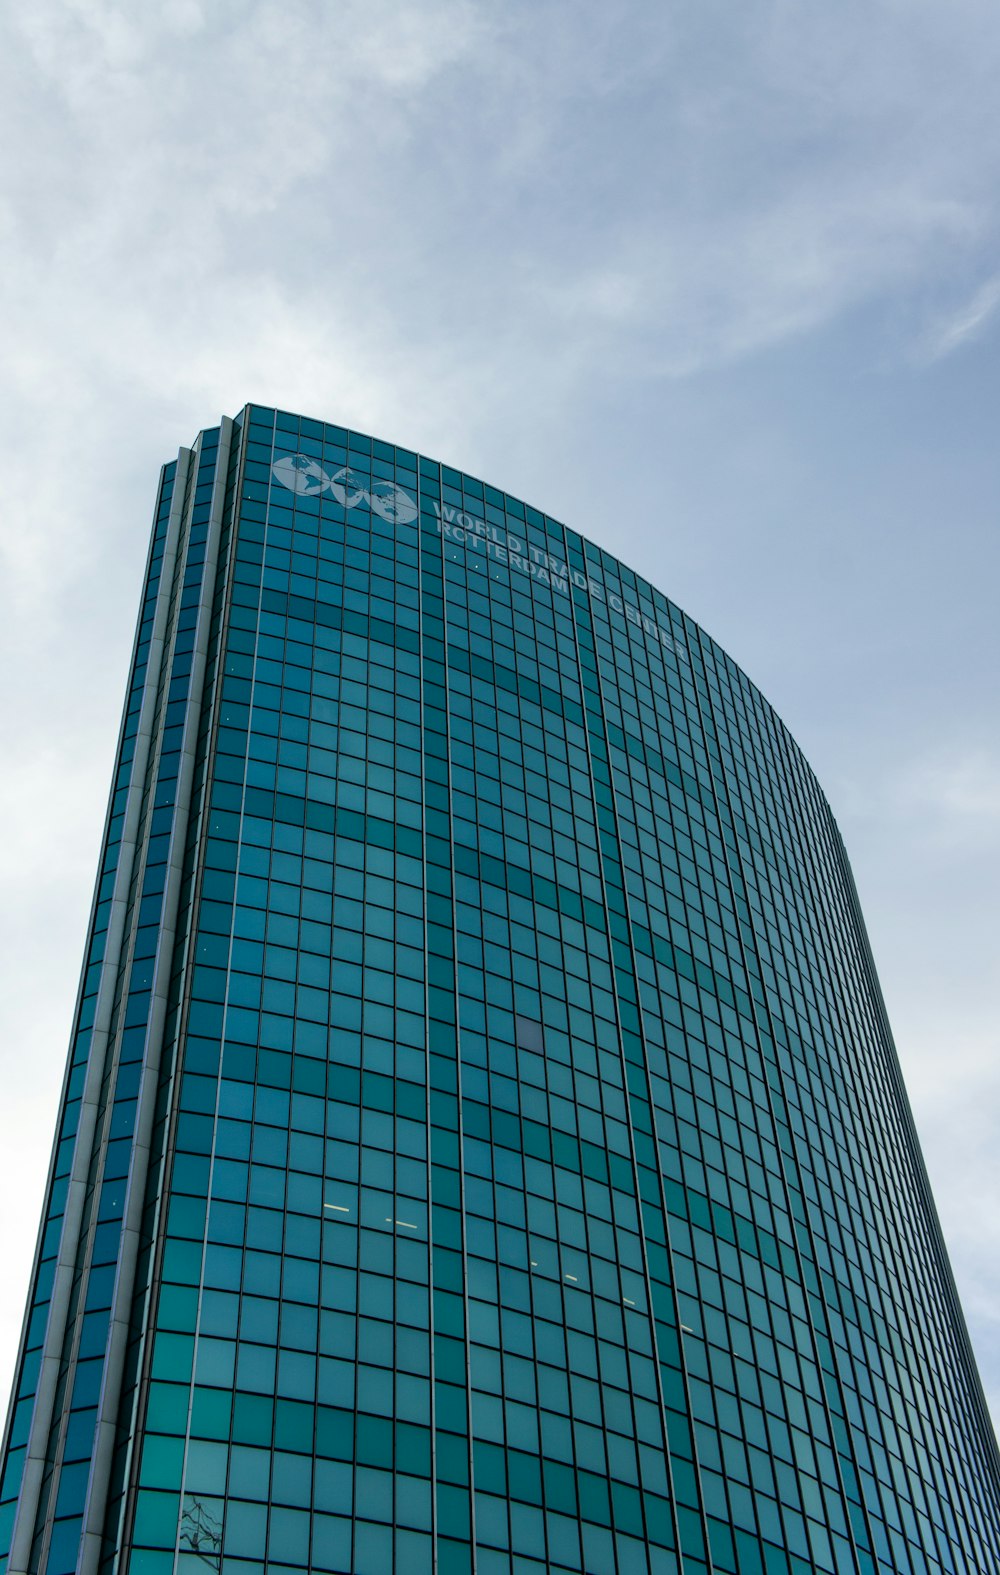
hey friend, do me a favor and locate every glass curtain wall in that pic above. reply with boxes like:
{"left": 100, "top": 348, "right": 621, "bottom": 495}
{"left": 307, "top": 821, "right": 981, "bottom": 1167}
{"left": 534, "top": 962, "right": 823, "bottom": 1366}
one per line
{"left": 2, "top": 406, "right": 998, "bottom": 1575}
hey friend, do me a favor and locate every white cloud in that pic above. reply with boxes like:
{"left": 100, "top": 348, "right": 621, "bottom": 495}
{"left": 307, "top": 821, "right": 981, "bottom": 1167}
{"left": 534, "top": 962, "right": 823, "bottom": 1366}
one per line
{"left": 904, "top": 1024, "right": 1000, "bottom": 1426}
{"left": 919, "top": 271, "right": 1000, "bottom": 361}
{"left": 1, "top": 0, "right": 999, "bottom": 1451}
{"left": 5, "top": 0, "right": 1000, "bottom": 433}
{"left": 844, "top": 745, "right": 1000, "bottom": 849}
{"left": 834, "top": 734, "right": 1000, "bottom": 1432}
{"left": 895, "top": 749, "right": 1000, "bottom": 840}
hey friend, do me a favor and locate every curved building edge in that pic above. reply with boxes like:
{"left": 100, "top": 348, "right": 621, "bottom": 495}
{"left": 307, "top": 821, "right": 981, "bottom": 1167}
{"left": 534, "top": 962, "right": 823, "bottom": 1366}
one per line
{"left": 0, "top": 404, "right": 997, "bottom": 1575}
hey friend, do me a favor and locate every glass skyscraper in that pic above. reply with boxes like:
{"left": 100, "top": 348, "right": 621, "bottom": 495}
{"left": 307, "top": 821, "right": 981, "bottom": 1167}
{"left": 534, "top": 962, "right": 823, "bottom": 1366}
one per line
{"left": 2, "top": 405, "right": 997, "bottom": 1575}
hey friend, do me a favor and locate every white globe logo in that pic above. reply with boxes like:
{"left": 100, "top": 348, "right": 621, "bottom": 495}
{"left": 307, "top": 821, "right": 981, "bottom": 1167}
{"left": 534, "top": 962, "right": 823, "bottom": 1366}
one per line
{"left": 271, "top": 454, "right": 330, "bottom": 495}
{"left": 271, "top": 452, "right": 418, "bottom": 525}
{"left": 328, "top": 466, "right": 370, "bottom": 509}
{"left": 370, "top": 480, "right": 418, "bottom": 525}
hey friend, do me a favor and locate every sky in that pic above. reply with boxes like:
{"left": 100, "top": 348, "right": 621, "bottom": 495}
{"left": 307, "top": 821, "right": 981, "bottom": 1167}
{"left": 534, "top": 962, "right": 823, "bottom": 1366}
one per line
{"left": 0, "top": 0, "right": 997, "bottom": 1438}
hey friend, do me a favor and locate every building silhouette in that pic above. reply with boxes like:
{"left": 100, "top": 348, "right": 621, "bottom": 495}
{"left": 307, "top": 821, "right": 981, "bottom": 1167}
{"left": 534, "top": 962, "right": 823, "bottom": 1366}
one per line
{"left": 2, "top": 406, "right": 998, "bottom": 1575}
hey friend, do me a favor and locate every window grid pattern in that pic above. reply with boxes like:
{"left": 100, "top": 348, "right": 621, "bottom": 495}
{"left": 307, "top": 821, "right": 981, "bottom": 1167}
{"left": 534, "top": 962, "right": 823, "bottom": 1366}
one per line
{"left": 3, "top": 406, "right": 998, "bottom": 1575}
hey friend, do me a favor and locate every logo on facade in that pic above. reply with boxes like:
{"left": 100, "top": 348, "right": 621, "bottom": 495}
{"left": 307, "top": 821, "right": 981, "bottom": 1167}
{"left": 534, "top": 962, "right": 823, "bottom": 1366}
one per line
{"left": 271, "top": 454, "right": 418, "bottom": 524}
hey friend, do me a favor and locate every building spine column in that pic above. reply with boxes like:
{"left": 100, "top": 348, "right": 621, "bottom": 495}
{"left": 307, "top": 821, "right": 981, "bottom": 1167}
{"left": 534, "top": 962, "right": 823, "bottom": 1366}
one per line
{"left": 77, "top": 420, "right": 234, "bottom": 1575}
{"left": 6, "top": 452, "right": 194, "bottom": 1575}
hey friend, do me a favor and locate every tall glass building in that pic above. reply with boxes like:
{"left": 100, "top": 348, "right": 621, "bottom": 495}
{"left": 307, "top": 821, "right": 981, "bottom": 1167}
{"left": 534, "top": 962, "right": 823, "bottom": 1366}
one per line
{"left": 2, "top": 406, "right": 997, "bottom": 1575}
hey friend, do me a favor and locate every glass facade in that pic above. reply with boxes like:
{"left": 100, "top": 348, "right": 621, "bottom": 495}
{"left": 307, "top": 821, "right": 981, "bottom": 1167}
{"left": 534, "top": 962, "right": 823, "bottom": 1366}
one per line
{"left": 1, "top": 405, "right": 997, "bottom": 1575}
